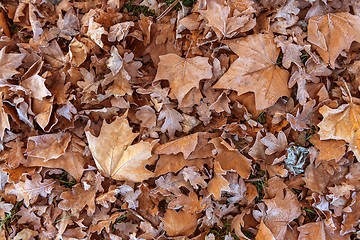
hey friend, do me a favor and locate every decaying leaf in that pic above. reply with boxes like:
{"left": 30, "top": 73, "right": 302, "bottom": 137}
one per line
{"left": 86, "top": 113, "right": 156, "bottom": 182}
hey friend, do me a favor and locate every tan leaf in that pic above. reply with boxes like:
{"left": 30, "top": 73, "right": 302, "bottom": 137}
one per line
{"left": 85, "top": 114, "right": 156, "bottom": 182}
{"left": 168, "top": 191, "right": 203, "bottom": 214}
{"left": 107, "top": 46, "right": 123, "bottom": 75}
{"left": 87, "top": 17, "right": 107, "bottom": 49}
{"left": 26, "top": 132, "right": 71, "bottom": 161}
{"left": 310, "top": 134, "right": 346, "bottom": 165}
{"left": 21, "top": 60, "right": 51, "bottom": 100}
{"left": 108, "top": 22, "right": 134, "bottom": 42}
{"left": 162, "top": 209, "right": 199, "bottom": 237}
{"left": 318, "top": 103, "right": 360, "bottom": 159}
{"left": 13, "top": 228, "right": 38, "bottom": 240}
{"left": 199, "top": 0, "right": 254, "bottom": 38}
{"left": 8, "top": 173, "right": 55, "bottom": 207}
{"left": 26, "top": 137, "right": 87, "bottom": 181}
{"left": 341, "top": 192, "right": 360, "bottom": 235}
{"left": 211, "top": 138, "right": 252, "bottom": 179}
{"left": 155, "top": 133, "right": 199, "bottom": 159}
{"left": 58, "top": 183, "right": 96, "bottom": 217}
{"left": 135, "top": 106, "right": 157, "bottom": 128}
{"left": 158, "top": 104, "right": 184, "bottom": 138}
{"left": 154, "top": 54, "right": 212, "bottom": 104}
{"left": 298, "top": 221, "right": 326, "bottom": 240}
{"left": 213, "top": 34, "right": 290, "bottom": 110}
{"left": 68, "top": 38, "right": 89, "bottom": 67}
{"left": 263, "top": 189, "right": 301, "bottom": 240}
{"left": 154, "top": 154, "right": 212, "bottom": 177}
{"left": 255, "top": 219, "right": 275, "bottom": 240}
{"left": 0, "top": 97, "right": 10, "bottom": 141}
{"left": 207, "top": 162, "right": 230, "bottom": 200}
{"left": 308, "top": 12, "right": 360, "bottom": 68}
{"left": 260, "top": 131, "right": 287, "bottom": 155}
{"left": 0, "top": 47, "right": 25, "bottom": 82}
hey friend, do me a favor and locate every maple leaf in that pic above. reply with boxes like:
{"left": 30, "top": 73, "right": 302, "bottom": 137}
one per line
{"left": 8, "top": 173, "right": 55, "bottom": 207}
{"left": 0, "top": 47, "right": 25, "bottom": 82}
{"left": 199, "top": 0, "right": 254, "bottom": 38}
{"left": 308, "top": 12, "right": 360, "bottom": 68}
{"left": 154, "top": 54, "right": 212, "bottom": 104}
{"left": 318, "top": 103, "right": 360, "bottom": 159}
{"left": 162, "top": 209, "right": 199, "bottom": 237}
{"left": 85, "top": 113, "right": 156, "bottom": 182}
{"left": 213, "top": 33, "right": 290, "bottom": 110}
{"left": 263, "top": 188, "right": 301, "bottom": 239}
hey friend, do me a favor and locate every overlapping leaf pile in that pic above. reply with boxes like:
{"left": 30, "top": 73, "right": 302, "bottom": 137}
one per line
{"left": 0, "top": 0, "right": 360, "bottom": 239}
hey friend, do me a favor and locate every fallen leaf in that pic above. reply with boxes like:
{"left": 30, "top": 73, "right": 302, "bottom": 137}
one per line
{"left": 255, "top": 219, "right": 275, "bottom": 240}
{"left": 154, "top": 54, "right": 212, "bottom": 104}
{"left": 26, "top": 132, "right": 71, "bottom": 161}
{"left": 263, "top": 188, "right": 301, "bottom": 239}
{"left": 308, "top": 12, "right": 360, "bottom": 68}
{"left": 310, "top": 134, "right": 346, "bottom": 165}
{"left": 8, "top": 173, "right": 55, "bottom": 207}
{"left": 26, "top": 136, "right": 87, "bottom": 181}
{"left": 211, "top": 138, "right": 252, "bottom": 179}
{"left": 154, "top": 133, "right": 199, "bottom": 159}
{"left": 0, "top": 47, "right": 25, "bottom": 82}
{"left": 318, "top": 103, "right": 360, "bottom": 159}
{"left": 207, "top": 162, "right": 230, "bottom": 200}
{"left": 213, "top": 33, "right": 290, "bottom": 110}
{"left": 162, "top": 209, "right": 199, "bottom": 237}
{"left": 85, "top": 113, "right": 156, "bottom": 182}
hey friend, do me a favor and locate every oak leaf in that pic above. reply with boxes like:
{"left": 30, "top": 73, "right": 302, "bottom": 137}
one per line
{"left": 213, "top": 34, "right": 290, "bottom": 110}
{"left": 85, "top": 114, "right": 156, "bottom": 182}
{"left": 154, "top": 54, "right": 212, "bottom": 104}
{"left": 8, "top": 173, "right": 55, "bottom": 207}
{"left": 318, "top": 103, "right": 360, "bottom": 159}
{"left": 158, "top": 104, "right": 184, "bottom": 138}
{"left": 308, "top": 12, "right": 360, "bottom": 68}
{"left": 207, "top": 162, "right": 230, "bottom": 200}
{"left": 162, "top": 209, "right": 199, "bottom": 237}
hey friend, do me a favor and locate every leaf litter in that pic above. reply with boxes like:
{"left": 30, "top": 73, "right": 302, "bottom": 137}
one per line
{"left": 0, "top": 0, "right": 360, "bottom": 239}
